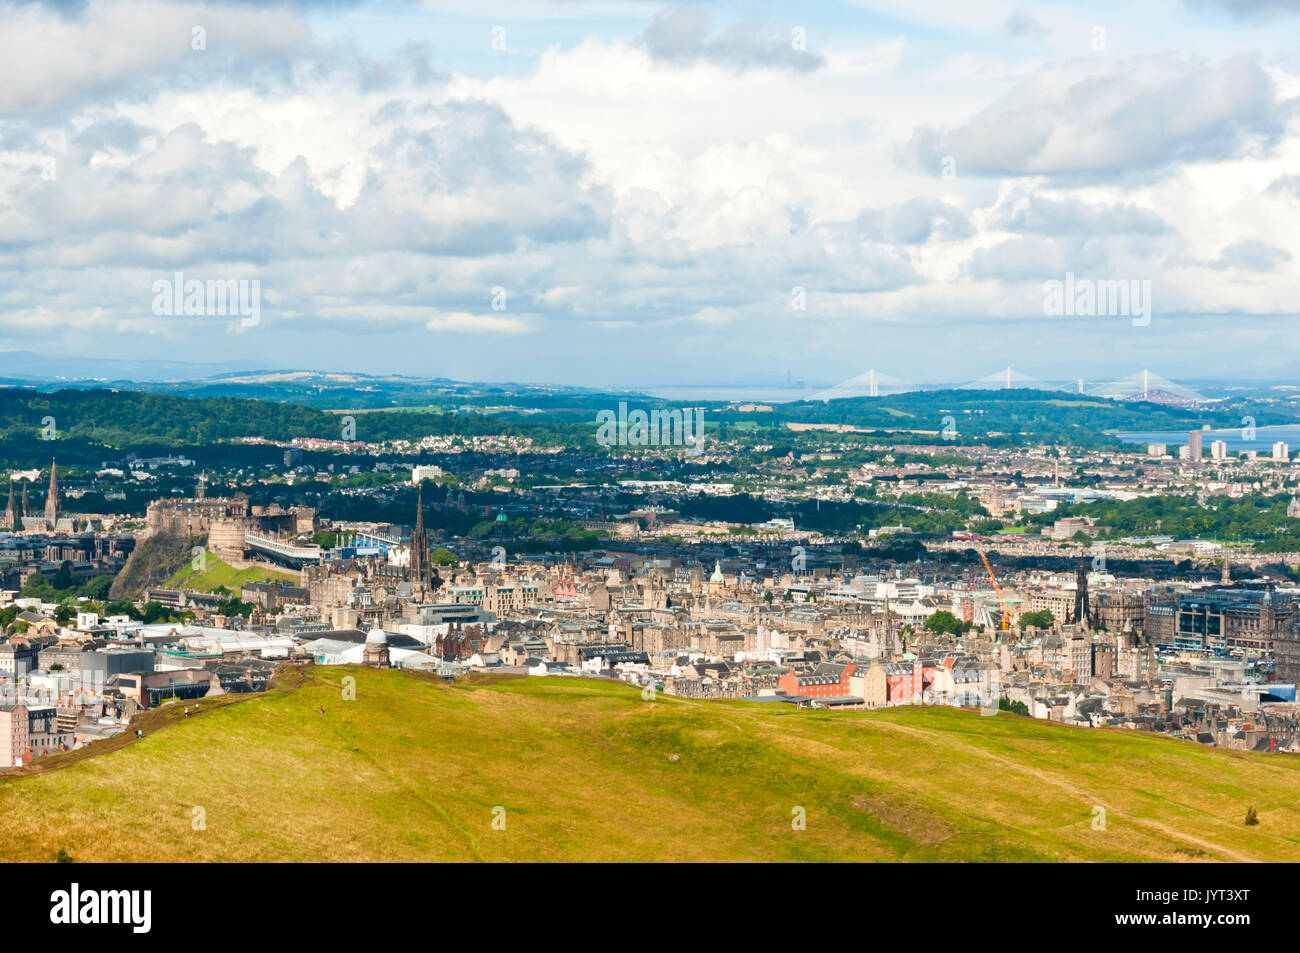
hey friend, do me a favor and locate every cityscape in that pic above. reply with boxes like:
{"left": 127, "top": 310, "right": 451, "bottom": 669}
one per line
{"left": 0, "top": 0, "right": 1293, "bottom": 922}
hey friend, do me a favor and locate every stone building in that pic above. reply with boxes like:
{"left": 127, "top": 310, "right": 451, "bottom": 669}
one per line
{"left": 362, "top": 628, "right": 391, "bottom": 668}
{"left": 146, "top": 494, "right": 251, "bottom": 538}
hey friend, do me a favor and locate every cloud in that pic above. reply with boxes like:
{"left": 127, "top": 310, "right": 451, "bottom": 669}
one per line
{"left": 4, "top": 0, "right": 1300, "bottom": 382}
{"left": 1003, "top": 9, "right": 1049, "bottom": 38}
{"left": 994, "top": 194, "right": 1169, "bottom": 235}
{"left": 856, "top": 197, "right": 973, "bottom": 245}
{"left": 425, "top": 311, "right": 532, "bottom": 333}
{"left": 899, "top": 54, "right": 1290, "bottom": 178}
{"left": 0, "top": 88, "right": 611, "bottom": 340}
{"left": 0, "top": 0, "right": 311, "bottom": 115}
{"left": 1185, "top": 0, "right": 1300, "bottom": 18}
{"left": 637, "top": 7, "right": 823, "bottom": 73}
{"left": 964, "top": 236, "right": 1115, "bottom": 282}
{"left": 1267, "top": 174, "right": 1300, "bottom": 198}
{"left": 1210, "top": 239, "right": 1292, "bottom": 270}
{"left": 342, "top": 100, "right": 612, "bottom": 255}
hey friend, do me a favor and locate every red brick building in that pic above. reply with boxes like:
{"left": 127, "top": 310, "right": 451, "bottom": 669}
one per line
{"left": 778, "top": 662, "right": 856, "bottom": 699}
{"left": 883, "top": 660, "right": 923, "bottom": 704}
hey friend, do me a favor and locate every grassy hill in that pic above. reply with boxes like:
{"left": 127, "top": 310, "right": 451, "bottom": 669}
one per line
{"left": 164, "top": 549, "right": 299, "bottom": 592}
{"left": 2, "top": 666, "right": 1299, "bottom": 862}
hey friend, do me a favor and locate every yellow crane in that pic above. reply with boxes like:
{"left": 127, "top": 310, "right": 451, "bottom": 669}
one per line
{"left": 978, "top": 548, "right": 1012, "bottom": 631}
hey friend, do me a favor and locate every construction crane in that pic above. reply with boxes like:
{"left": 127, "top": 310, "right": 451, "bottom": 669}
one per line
{"left": 977, "top": 548, "right": 1012, "bottom": 632}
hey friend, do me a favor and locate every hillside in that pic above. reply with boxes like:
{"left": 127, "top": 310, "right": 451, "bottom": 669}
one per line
{"left": 2, "top": 666, "right": 1298, "bottom": 862}
{"left": 165, "top": 550, "right": 299, "bottom": 592}
{"left": 108, "top": 530, "right": 195, "bottom": 600}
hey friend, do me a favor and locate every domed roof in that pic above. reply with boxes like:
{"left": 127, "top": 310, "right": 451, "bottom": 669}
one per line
{"left": 365, "top": 627, "right": 388, "bottom": 645}
{"left": 710, "top": 561, "right": 725, "bottom": 583}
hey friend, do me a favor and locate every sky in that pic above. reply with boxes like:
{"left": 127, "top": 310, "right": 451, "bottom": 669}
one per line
{"left": 2, "top": 0, "right": 1300, "bottom": 390}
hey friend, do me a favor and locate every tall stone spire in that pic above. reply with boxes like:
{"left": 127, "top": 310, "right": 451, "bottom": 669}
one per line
{"left": 44, "top": 459, "right": 60, "bottom": 528}
{"left": 1073, "top": 556, "right": 1091, "bottom": 628}
{"left": 408, "top": 483, "right": 431, "bottom": 602}
{"left": 21, "top": 479, "right": 29, "bottom": 522}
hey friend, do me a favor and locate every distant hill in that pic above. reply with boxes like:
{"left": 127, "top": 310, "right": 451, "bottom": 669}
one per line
{"left": 0, "top": 387, "right": 591, "bottom": 456}
{"left": 0, "top": 384, "right": 1287, "bottom": 462}
{"left": 0, "top": 350, "right": 262, "bottom": 382}
{"left": 2, "top": 667, "right": 1297, "bottom": 862}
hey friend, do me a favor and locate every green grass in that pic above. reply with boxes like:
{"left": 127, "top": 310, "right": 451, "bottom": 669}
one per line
{"left": 3, "top": 666, "right": 1299, "bottom": 862}
{"left": 164, "top": 550, "right": 298, "bottom": 593}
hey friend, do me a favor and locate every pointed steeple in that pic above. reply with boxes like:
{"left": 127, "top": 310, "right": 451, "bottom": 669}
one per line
{"left": 44, "top": 459, "right": 60, "bottom": 527}
{"left": 408, "top": 482, "right": 431, "bottom": 602}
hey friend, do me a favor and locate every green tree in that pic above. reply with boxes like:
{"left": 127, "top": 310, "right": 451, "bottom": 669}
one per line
{"left": 79, "top": 574, "right": 113, "bottom": 600}
{"left": 999, "top": 697, "right": 1030, "bottom": 716}
{"left": 139, "top": 602, "right": 176, "bottom": 624}
{"left": 52, "top": 561, "right": 74, "bottom": 590}
{"left": 1018, "top": 609, "right": 1055, "bottom": 630}
{"left": 924, "top": 610, "right": 970, "bottom": 635}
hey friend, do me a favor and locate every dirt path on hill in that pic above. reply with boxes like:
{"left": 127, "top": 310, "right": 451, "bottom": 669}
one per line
{"left": 867, "top": 718, "right": 1259, "bottom": 862}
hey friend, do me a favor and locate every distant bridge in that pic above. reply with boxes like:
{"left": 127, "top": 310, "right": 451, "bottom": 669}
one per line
{"left": 1084, "top": 369, "right": 1205, "bottom": 408}
{"left": 244, "top": 532, "right": 323, "bottom": 568}
{"left": 809, "top": 368, "right": 913, "bottom": 401}
{"left": 806, "top": 366, "right": 1206, "bottom": 408}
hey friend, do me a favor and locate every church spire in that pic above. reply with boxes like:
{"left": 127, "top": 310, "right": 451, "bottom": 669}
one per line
{"left": 408, "top": 482, "right": 432, "bottom": 602}
{"left": 44, "top": 459, "right": 60, "bottom": 528}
